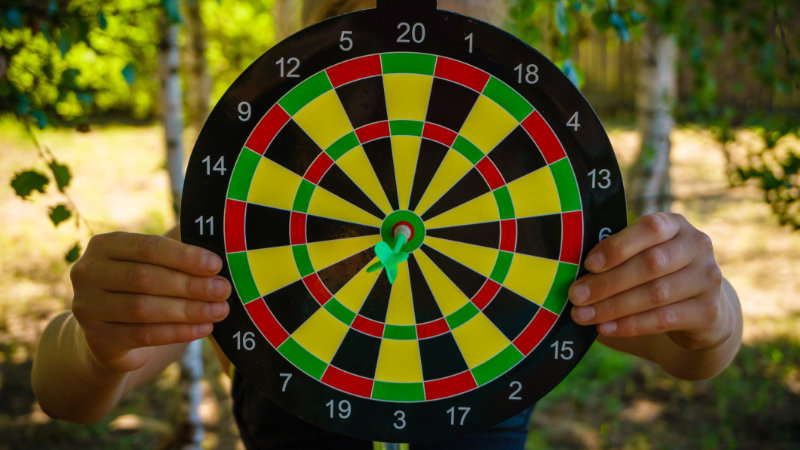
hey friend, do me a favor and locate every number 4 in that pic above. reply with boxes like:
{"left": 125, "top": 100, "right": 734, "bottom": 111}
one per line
{"left": 567, "top": 112, "right": 580, "bottom": 131}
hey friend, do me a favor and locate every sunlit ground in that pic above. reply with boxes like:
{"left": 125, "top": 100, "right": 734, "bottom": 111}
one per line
{"left": 1, "top": 118, "right": 798, "bottom": 449}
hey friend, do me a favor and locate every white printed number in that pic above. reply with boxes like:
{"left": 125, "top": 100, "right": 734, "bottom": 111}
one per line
{"left": 201, "top": 156, "right": 226, "bottom": 176}
{"left": 397, "top": 22, "right": 425, "bottom": 43}
{"left": 446, "top": 406, "right": 470, "bottom": 426}
{"left": 339, "top": 31, "right": 353, "bottom": 51}
{"left": 277, "top": 57, "right": 300, "bottom": 78}
{"left": 567, "top": 112, "right": 581, "bottom": 131}
{"left": 588, "top": 168, "right": 612, "bottom": 189}
{"left": 551, "top": 340, "right": 574, "bottom": 360}
{"left": 599, "top": 227, "right": 612, "bottom": 241}
{"left": 514, "top": 63, "right": 539, "bottom": 84}
{"left": 508, "top": 381, "right": 523, "bottom": 400}
{"left": 195, "top": 216, "right": 214, "bottom": 236}
{"left": 326, "top": 400, "right": 351, "bottom": 419}
{"left": 393, "top": 410, "right": 407, "bottom": 429}
{"left": 233, "top": 331, "right": 255, "bottom": 351}
{"left": 237, "top": 102, "right": 251, "bottom": 121}
{"left": 279, "top": 373, "right": 292, "bottom": 391}
{"left": 465, "top": 33, "right": 474, "bottom": 53}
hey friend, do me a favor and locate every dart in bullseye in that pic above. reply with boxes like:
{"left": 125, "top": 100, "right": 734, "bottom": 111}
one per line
{"left": 367, "top": 223, "right": 412, "bottom": 284}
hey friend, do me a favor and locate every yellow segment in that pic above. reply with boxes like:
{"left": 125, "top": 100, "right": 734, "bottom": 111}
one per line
{"left": 247, "top": 246, "right": 300, "bottom": 295}
{"left": 506, "top": 166, "right": 561, "bottom": 218}
{"left": 414, "top": 150, "right": 472, "bottom": 216}
{"left": 335, "top": 147, "right": 393, "bottom": 214}
{"left": 424, "top": 236, "right": 497, "bottom": 278}
{"left": 375, "top": 339, "right": 423, "bottom": 383}
{"left": 384, "top": 74, "right": 433, "bottom": 121}
{"left": 291, "top": 308, "right": 349, "bottom": 363}
{"left": 248, "top": 157, "right": 303, "bottom": 210}
{"left": 413, "top": 251, "right": 469, "bottom": 316}
{"left": 334, "top": 261, "right": 381, "bottom": 311}
{"left": 308, "top": 185, "right": 383, "bottom": 227}
{"left": 293, "top": 90, "right": 354, "bottom": 149}
{"left": 385, "top": 263, "right": 415, "bottom": 326}
{"left": 424, "top": 191, "right": 500, "bottom": 229}
{"left": 503, "top": 253, "right": 559, "bottom": 305}
{"left": 307, "top": 235, "right": 379, "bottom": 272}
{"left": 459, "top": 95, "right": 518, "bottom": 153}
{"left": 391, "top": 136, "right": 422, "bottom": 210}
{"left": 451, "top": 312, "right": 510, "bottom": 368}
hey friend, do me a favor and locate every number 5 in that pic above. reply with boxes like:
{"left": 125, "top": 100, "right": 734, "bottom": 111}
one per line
{"left": 339, "top": 31, "right": 353, "bottom": 51}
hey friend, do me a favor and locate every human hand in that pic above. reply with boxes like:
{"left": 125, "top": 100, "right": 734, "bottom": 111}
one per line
{"left": 569, "top": 212, "right": 733, "bottom": 351}
{"left": 70, "top": 232, "right": 231, "bottom": 373}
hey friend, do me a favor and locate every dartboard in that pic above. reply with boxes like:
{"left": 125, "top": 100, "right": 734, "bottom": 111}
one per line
{"left": 181, "top": 0, "right": 626, "bottom": 443}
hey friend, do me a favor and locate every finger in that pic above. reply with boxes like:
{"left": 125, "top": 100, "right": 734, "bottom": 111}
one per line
{"left": 96, "top": 321, "right": 215, "bottom": 348}
{"left": 569, "top": 230, "right": 696, "bottom": 306}
{"left": 89, "top": 232, "right": 222, "bottom": 276}
{"left": 98, "top": 260, "right": 231, "bottom": 300}
{"left": 583, "top": 212, "right": 683, "bottom": 273}
{"left": 593, "top": 296, "right": 717, "bottom": 338}
{"left": 76, "top": 291, "right": 229, "bottom": 324}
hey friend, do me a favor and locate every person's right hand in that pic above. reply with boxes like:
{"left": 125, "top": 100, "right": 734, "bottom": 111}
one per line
{"left": 70, "top": 232, "right": 231, "bottom": 374}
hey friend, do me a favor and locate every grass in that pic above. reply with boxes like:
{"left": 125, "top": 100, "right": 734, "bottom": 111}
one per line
{"left": 1, "top": 118, "right": 799, "bottom": 449}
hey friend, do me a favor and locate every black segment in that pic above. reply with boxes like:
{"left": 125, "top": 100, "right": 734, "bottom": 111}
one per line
{"left": 357, "top": 271, "right": 392, "bottom": 322}
{"left": 245, "top": 204, "right": 291, "bottom": 249}
{"left": 488, "top": 126, "right": 547, "bottom": 183}
{"left": 407, "top": 254, "right": 443, "bottom": 323}
{"left": 482, "top": 287, "right": 541, "bottom": 341}
{"left": 318, "top": 163, "right": 386, "bottom": 220}
{"left": 363, "top": 138, "right": 399, "bottom": 211}
{"left": 331, "top": 329, "right": 382, "bottom": 379}
{"left": 317, "top": 247, "right": 376, "bottom": 295}
{"left": 408, "top": 140, "right": 449, "bottom": 212}
{"left": 266, "top": 120, "right": 322, "bottom": 176}
{"left": 305, "top": 214, "right": 380, "bottom": 243}
{"left": 426, "top": 222, "right": 500, "bottom": 249}
{"left": 420, "top": 168, "right": 490, "bottom": 221}
{"left": 515, "top": 214, "right": 562, "bottom": 260}
{"left": 336, "top": 76, "right": 388, "bottom": 129}
{"left": 425, "top": 78, "right": 480, "bottom": 132}
{"left": 419, "top": 332, "right": 469, "bottom": 380}
{"left": 420, "top": 244, "right": 485, "bottom": 298}
{"left": 263, "top": 280, "right": 320, "bottom": 335}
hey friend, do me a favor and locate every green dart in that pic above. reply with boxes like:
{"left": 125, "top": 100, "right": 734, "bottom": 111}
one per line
{"left": 367, "top": 224, "right": 411, "bottom": 284}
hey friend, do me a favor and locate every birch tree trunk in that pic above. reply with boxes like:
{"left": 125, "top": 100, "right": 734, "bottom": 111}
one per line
{"left": 628, "top": 23, "right": 678, "bottom": 216}
{"left": 184, "top": 0, "right": 211, "bottom": 138}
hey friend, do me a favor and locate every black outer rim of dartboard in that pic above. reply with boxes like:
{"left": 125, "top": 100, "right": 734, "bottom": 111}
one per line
{"left": 181, "top": 0, "right": 627, "bottom": 443}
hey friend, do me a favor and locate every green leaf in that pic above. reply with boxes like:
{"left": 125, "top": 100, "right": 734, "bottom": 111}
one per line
{"left": 65, "top": 243, "right": 81, "bottom": 263}
{"left": 48, "top": 160, "right": 72, "bottom": 192}
{"left": 591, "top": 10, "right": 612, "bottom": 30}
{"left": 98, "top": 11, "right": 108, "bottom": 30}
{"left": 15, "top": 94, "right": 30, "bottom": 115}
{"left": 58, "top": 33, "right": 72, "bottom": 56}
{"left": 32, "top": 110, "right": 48, "bottom": 129}
{"left": 122, "top": 64, "right": 136, "bottom": 85}
{"left": 49, "top": 204, "right": 72, "bottom": 226}
{"left": 609, "top": 12, "right": 630, "bottom": 42}
{"left": 11, "top": 171, "right": 50, "bottom": 199}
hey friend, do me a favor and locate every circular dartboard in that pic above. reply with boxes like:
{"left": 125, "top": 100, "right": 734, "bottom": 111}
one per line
{"left": 181, "top": 0, "right": 626, "bottom": 443}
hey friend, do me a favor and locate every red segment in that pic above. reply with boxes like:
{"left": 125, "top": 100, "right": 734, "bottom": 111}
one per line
{"left": 434, "top": 57, "right": 490, "bottom": 92}
{"left": 356, "top": 121, "right": 390, "bottom": 144}
{"left": 224, "top": 199, "right": 247, "bottom": 253}
{"left": 303, "top": 273, "right": 332, "bottom": 305}
{"left": 245, "top": 105, "right": 290, "bottom": 155}
{"left": 245, "top": 299, "right": 289, "bottom": 348}
{"left": 522, "top": 111, "right": 566, "bottom": 164}
{"left": 424, "top": 371, "right": 478, "bottom": 400}
{"left": 322, "top": 366, "right": 374, "bottom": 398}
{"left": 416, "top": 318, "right": 450, "bottom": 339}
{"left": 472, "top": 280, "right": 501, "bottom": 310}
{"left": 513, "top": 309, "right": 558, "bottom": 355}
{"left": 476, "top": 157, "right": 505, "bottom": 190}
{"left": 305, "top": 153, "right": 334, "bottom": 185}
{"left": 351, "top": 314, "right": 384, "bottom": 338}
{"left": 499, "top": 219, "right": 517, "bottom": 253}
{"left": 290, "top": 212, "right": 307, "bottom": 245}
{"left": 422, "top": 122, "right": 457, "bottom": 147}
{"left": 560, "top": 211, "right": 583, "bottom": 264}
{"left": 326, "top": 55, "right": 382, "bottom": 88}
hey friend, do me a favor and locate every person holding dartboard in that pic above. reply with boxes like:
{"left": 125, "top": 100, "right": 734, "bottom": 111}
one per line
{"left": 32, "top": 1, "right": 742, "bottom": 448}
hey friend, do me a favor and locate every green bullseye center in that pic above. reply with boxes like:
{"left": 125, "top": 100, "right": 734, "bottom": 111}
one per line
{"left": 380, "top": 210, "right": 425, "bottom": 252}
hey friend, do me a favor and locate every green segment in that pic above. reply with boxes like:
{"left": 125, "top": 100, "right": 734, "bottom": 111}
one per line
{"left": 489, "top": 251, "right": 513, "bottom": 284}
{"left": 383, "top": 324, "right": 417, "bottom": 340}
{"left": 550, "top": 159, "right": 582, "bottom": 212}
{"left": 381, "top": 53, "right": 436, "bottom": 75}
{"left": 326, "top": 132, "right": 360, "bottom": 160}
{"left": 492, "top": 186, "right": 515, "bottom": 220}
{"left": 389, "top": 120, "right": 423, "bottom": 137}
{"left": 227, "top": 148, "right": 261, "bottom": 201}
{"left": 543, "top": 262, "right": 579, "bottom": 313}
{"left": 380, "top": 210, "right": 426, "bottom": 252}
{"left": 472, "top": 345, "right": 524, "bottom": 385}
{"left": 226, "top": 252, "right": 260, "bottom": 303}
{"left": 324, "top": 298, "right": 356, "bottom": 325}
{"left": 452, "top": 136, "right": 484, "bottom": 164}
{"left": 292, "top": 245, "right": 314, "bottom": 277}
{"left": 278, "top": 338, "right": 327, "bottom": 380}
{"left": 292, "top": 180, "right": 316, "bottom": 212}
{"left": 372, "top": 381, "right": 426, "bottom": 402}
{"left": 278, "top": 71, "right": 333, "bottom": 116}
{"left": 482, "top": 77, "right": 534, "bottom": 122}
{"left": 446, "top": 302, "right": 480, "bottom": 330}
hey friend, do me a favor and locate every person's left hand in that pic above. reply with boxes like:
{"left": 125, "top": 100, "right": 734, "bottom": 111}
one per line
{"left": 569, "top": 212, "right": 732, "bottom": 350}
